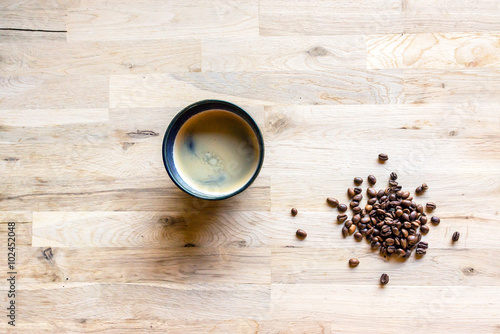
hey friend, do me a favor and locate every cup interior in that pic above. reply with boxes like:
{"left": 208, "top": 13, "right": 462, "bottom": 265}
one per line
{"left": 162, "top": 100, "right": 265, "bottom": 200}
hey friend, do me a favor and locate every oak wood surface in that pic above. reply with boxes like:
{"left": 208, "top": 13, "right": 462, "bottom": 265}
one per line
{"left": 1, "top": 1, "right": 500, "bottom": 333}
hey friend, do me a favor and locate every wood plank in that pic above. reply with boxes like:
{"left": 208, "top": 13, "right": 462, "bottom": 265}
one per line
{"left": 67, "top": 1, "right": 258, "bottom": 41}
{"left": 0, "top": 75, "right": 109, "bottom": 109}
{"left": 403, "top": 69, "right": 500, "bottom": 103}
{"left": 404, "top": 0, "right": 500, "bottom": 33}
{"left": 270, "top": 284, "right": 500, "bottom": 320}
{"left": 202, "top": 36, "right": 366, "bottom": 72}
{"left": 0, "top": 283, "right": 270, "bottom": 320}
{"left": 367, "top": 33, "right": 500, "bottom": 69}
{"left": 0, "top": 108, "right": 108, "bottom": 127}
{"left": 0, "top": 0, "right": 80, "bottom": 10}
{"left": 0, "top": 10, "right": 67, "bottom": 31}
{"left": 0, "top": 40, "right": 201, "bottom": 75}
{"left": 18, "top": 247, "right": 271, "bottom": 284}
{"left": 1, "top": 318, "right": 498, "bottom": 333}
{"left": 272, "top": 248, "right": 500, "bottom": 285}
{"left": 110, "top": 71, "right": 403, "bottom": 108}
{"left": 31, "top": 211, "right": 500, "bottom": 249}
{"left": 0, "top": 222, "right": 31, "bottom": 246}
{"left": 259, "top": 0, "right": 403, "bottom": 36}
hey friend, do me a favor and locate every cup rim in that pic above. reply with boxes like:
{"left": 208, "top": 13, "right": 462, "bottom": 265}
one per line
{"left": 162, "top": 99, "right": 265, "bottom": 200}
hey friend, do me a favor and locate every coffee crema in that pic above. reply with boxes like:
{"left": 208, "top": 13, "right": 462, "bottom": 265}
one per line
{"left": 173, "top": 109, "right": 260, "bottom": 196}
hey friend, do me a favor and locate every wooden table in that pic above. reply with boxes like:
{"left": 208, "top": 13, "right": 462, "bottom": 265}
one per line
{"left": 1, "top": 1, "right": 500, "bottom": 333}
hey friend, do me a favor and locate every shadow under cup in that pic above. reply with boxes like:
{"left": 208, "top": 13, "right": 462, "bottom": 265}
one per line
{"left": 162, "top": 100, "right": 265, "bottom": 200}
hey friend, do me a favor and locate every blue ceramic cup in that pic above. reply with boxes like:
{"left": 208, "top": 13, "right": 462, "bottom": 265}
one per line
{"left": 162, "top": 100, "right": 264, "bottom": 200}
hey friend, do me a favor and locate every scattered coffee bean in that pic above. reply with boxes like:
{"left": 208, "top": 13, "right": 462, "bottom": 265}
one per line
{"left": 337, "top": 214, "right": 348, "bottom": 223}
{"left": 378, "top": 153, "right": 389, "bottom": 162}
{"left": 420, "top": 225, "right": 429, "bottom": 234}
{"left": 367, "top": 188, "right": 377, "bottom": 198}
{"left": 422, "top": 183, "right": 428, "bottom": 190}
{"left": 390, "top": 172, "right": 398, "bottom": 180}
{"left": 354, "top": 187, "right": 362, "bottom": 194}
{"left": 416, "top": 248, "right": 426, "bottom": 255}
{"left": 296, "top": 229, "right": 307, "bottom": 238}
{"left": 338, "top": 204, "right": 348, "bottom": 213}
{"left": 452, "top": 231, "right": 460, "bottom": 242}
{"left": 342, "top": 226, "right": 349, "bottom": 237}
{"left": 349, "top": 258, "right": 360, "bottom": 267}
{"left": 350, "top": 201, "right": 359, "bottom": 209}
{"left": 347, "top": 188, "right": 355, "bottom": 198}
{"left": 354, "top": 232, "right": 363, "bottom": 241}
{"left": 380, "top": 273, "right": 389, "bottom": 285}
{"left": 327, "top": 197, "right": 339, "bottom": 207}
{"left": 352, "top": 194, "right": 363, "bottom": 202}
{"left": 348, "top": 224, "right": 356, "bottom": 234}
{"left": 354, "top": 177, "right": 363, "bottom": 185}
{"left": 396, "top": 248, "right": 406, "bottom": 257}
{"left": 291, "top": 208, "right": 298, "bottom": 216}
{"left": 368, "top": 175, "right": 377, "bottom": 185}
{"left": 367, "top": 198, "right": 377, "bottom": 205}
{"left": 415, "top": 186, "right": 424, "bottom": 195}
{"left": 430, "top": 216, "right": 440, "bottom": 225}
{"left": 426, "top": 202, "right": 437, "bottom": 211}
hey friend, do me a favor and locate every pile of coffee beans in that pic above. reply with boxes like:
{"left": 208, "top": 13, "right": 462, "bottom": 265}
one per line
{"left": 330, "top": 171, "right": 439, "bottom": 260}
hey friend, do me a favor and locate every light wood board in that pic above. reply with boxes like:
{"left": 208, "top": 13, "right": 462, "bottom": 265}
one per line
{"left": 1, "top": 1, "right": 500, "bottom": 333}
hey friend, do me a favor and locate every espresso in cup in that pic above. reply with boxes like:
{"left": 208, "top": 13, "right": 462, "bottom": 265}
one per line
{"left": 173, "top": 109, "right": 260, "bottom": 196}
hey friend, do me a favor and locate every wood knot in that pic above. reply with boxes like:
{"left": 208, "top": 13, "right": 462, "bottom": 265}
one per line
{"left": 449, "top": 130, "right": 458, "bottom": 136}
{"left": 462, "top": 267, "right": 476, "bottom": 276}
{"left": 127, "top": 130, "right": 159, "bottom": 138}
{"left": 121, "top": 142, "right": 135, "bottom": 150}
{"left": 184, "top": 243, "right": 196, "bottom": 247}
{"left": 266, "top": 113, "right": 288, "bottom": 134}
{"left": 43, "top": 247, "right": 53, "bottom": 261}
{"left": 307, "top": 46, "right": 330, "bottom": 57}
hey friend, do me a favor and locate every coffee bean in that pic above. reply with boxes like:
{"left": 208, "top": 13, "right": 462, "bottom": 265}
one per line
{"left": 352, "top": 214, "right": 361, "bottom": 224}
{"left": 416, "top": 248, "right": 426, "bottom": 255}
{"left": 371, "top": 241, "right": 381, "bottom": 249}
{"left": 337, "top": 214, "right": 348, "bottom": 223}
{"left": 422, "top": 183, "right": 428, "bottom": 190}
{"left": 385, "top": 238, "right": 395, "bottom": 246}
{"left": 452, "top": 231, "right": 460, "bottom": 242}
{"left": 402, "top": 200, "right": 411, "bottom": 208}
{"left": 377, "top": 190, "right": 385, "bottom": 198}
{"left": 430, "top": 216, "right": 440, "bottom": 225}
{"left": 342, "top": 226, "right": 349, "bottom": 237}
{"left": 349, "top": 258, "right": 360, "bottom": 267}
{"left": 380, "top": 273, "right": 389, "bottom": 285}
{"left": 401, "top": 229, "right": 409, "bottom": 238}
{"left": 291, "top": 208, "right": 298, "bottom": 216}
{"left": 338, "top": 204, "right": 348, "bottom": 212}
{"left": 387, "top": 245, "right": 395, "bottom": 253}
{"left": 354, "top": 232, "right": 363, "bottom": 241}
{"left": 415, "top": 186, "right": 424, "bottom": 195}
{"left": 389, "top": 180, "right": 398, "bottom": 187}
{"left": 420, "top": 215, "right": 428, "bottom": 225}
{"left": 348, "top": 225, "right": 356, "bottom": 234}
{"left": 347, "top": 188, "right": 355, "bottom": 198}
{"left": 417, "top": 242, "right": 428, "bottom": 249}
{"left": 400, "top": 238, "right": 407, "bottom": 249}
{"left": 353, "top": 194, "right": 363, "bottom": 202}
{"left": 416, "top": 204, "right": 424, "bottom": 213}
{"left": 367, "top": 188, "right": 377, "bottom": 198}
{"left": 390, "top": 172, "right": 398, "bottom": 180}
{"left": 402, "top": 213, "right": 410, "bottom": 222}
{"left": 420, "top": 225, "right": 429, "bottom": 234}
{"left": 395, "top": 209, "right": 403, "bottom": 217}
{"left": 408, "top": 235, "right": 418, "bottom": 245}
{"left": 426, "top": 202, "right": 437, "bottom": 211}
{"left": 350, "top": 201, "right": 359, "bottom": 209}
{"left": 354, "top": 187, "right": 362, "bottom": 194}
{"left": 378, "top": 153, "right": 389, "bottom": 162}
{"left": 409, "top": 211, "right": 417, "bottom": 221}
{"left": 354, "top": 177, "right": 363, "bottom": 185}
{"left": 361, "top": 216, "right": 371, "bottom": 224}
{"left": 411, "top": 221, "right": 420, "bottom": 229}
{"left": 396, "top": 248, "right": 406, "bottom": 257}
{"left": 327, "top": 197, "right": 339, "bottom": 207}
{"left": 402, "top": 191, "right": 410, "bottom": 199}
{"left": 368, "top": 175, "right": 377, "bottom": 185}
{"left": 296, "top": 229, "right": 307, "bottom": 238}
{"left": 367, "top": 198, "right": 377, "bottom": 205}
{"left": 365, "top": 205, "right": 373, "bottom": 212}
{"left": 344, "top": 220, "right": 353, "bottom": 228}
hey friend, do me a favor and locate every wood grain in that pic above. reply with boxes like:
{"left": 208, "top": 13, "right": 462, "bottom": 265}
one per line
{"left": 202, "top": 36, "right": 366, "bottom": 71}
{"left": 18, "top": 246, "right": 271, "bottom": 284}
{"left": 67, "top": 0, "right": 259, "bottom": 41}
{"left": 0, "top": 40, "right": 201, "bottom": 75}
{"left": 110, "top": 71, "right": 403, "bottom": 108}
{"left": 367, "top": 33, "right": 500, "bottom": 69}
